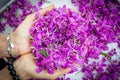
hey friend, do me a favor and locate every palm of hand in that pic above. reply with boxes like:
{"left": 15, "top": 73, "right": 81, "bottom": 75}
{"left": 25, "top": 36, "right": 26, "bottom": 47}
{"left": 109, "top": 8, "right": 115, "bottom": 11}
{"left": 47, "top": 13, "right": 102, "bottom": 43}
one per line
{"left": 14, "top": 54, "right": 71, "bottom": 80}
{"left": 13, "top": 15, "right": 34, "bottom": 55}
{"left": 12, "top": 5, "right": 71, "bottom": 80}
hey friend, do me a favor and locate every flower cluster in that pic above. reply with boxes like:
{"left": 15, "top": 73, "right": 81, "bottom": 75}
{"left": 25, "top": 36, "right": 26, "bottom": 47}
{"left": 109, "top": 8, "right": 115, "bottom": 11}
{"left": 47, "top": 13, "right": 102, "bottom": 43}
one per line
{"left": 98, "top": 61, "right": 120, "bottom": 80}
{"left": 71, "top": 0, "right": 120, "bottom": 48}
{"left": 30, "top": 5, "right": 84, "bottom": 74}
{"left": 81, "top": 49, "right": 120, "bottom": 80}
{"left": 31, "top": 0, "right": 120, "bottom": 79}
{"left": 71, "top": 0, "right": 120, "bottom": 80}
{"left": 1, "top": 0, "right": 120, "bottom": 79}
{"left": 0, "top": 0, "right": 44, "bottom": 32}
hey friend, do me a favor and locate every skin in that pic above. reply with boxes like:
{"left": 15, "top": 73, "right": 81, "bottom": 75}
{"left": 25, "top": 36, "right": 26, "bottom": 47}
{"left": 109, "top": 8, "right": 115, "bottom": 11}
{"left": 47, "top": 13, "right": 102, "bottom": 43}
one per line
{"left": 11, "top": 4, "right": 56, "bottom": 56}
{"left": 14, "top": 54, "right": 71, "bottom": 80}
{"left": 0, "top": 4, "right": 71, "bottom": 80}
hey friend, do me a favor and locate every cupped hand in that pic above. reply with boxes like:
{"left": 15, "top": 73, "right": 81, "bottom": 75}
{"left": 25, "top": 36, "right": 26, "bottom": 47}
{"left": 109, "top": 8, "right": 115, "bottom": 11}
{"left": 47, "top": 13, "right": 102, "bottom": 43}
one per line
{"left": 11, "top": 4, "right": 54, "bottom": 56}
{"left": 14, "top": 53, "right": 71, "bottom": 80}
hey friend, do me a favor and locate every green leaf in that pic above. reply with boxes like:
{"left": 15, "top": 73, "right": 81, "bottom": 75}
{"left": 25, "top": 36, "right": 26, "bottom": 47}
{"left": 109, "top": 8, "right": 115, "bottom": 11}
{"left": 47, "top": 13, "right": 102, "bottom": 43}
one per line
{"left": 40, "top": 50, "right": 48, "bottom": 57}
{"left": 101, "top": 52, "right": 107, "bottom": 56}
{"left": 101, "top": 52, "right": 111, "bottom": 59}
{"left": 49, "top": 44, "right": 54, "bottom": 48}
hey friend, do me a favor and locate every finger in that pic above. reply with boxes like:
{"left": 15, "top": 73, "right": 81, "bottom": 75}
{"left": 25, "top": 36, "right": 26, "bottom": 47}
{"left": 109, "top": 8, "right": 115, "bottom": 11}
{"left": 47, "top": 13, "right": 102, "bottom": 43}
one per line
{"left": 55, "top": 68, "right": 71, "bottom": 76}
{"left": 38, "top": 4, "right": 55, "bottom": 16}
{"left": 21, "top": 4, "right": 54, "bottom": 39}
{"left": 31, "top": 64, "right": 71, "bottom": 79}
{"left": 44, "top": 68, "right": 71, "bottom": 79}
{"left": 26, "top": 4, "right": 54, "bottom": 21}
{"left": 28, "top": 52, "right": 71, "bottom": 79}
{"left": 35, "top": 68, "right": 71, "bottom": 79}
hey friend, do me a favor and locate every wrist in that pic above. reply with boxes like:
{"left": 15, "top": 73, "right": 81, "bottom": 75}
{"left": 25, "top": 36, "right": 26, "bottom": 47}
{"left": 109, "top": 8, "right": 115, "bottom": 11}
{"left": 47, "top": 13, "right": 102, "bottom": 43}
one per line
{"left": 0, "top": 34, "right": 9, "bottom": 58}
{"left": 13, "top": 56, "right": 30, "bottom": 80}
{"left": 7, "top": 57, "right": 20, "bottom": 80}
{"left": 0, "top": 33, "right": 19, "bottom": 58}
{"left": 11, "top": 32, "right": 19, "bottom": 56}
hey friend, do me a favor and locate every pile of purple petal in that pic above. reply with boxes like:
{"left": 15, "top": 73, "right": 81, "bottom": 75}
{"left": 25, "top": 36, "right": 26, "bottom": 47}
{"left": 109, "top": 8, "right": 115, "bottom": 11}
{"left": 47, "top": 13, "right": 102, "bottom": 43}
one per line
{"left": 0, "top": 0, "right": 44, "bottom": 32}
{"left": 71, "top": 0, "right": 120, "bottom": 80}
{"left": 30, "top": 5, "right": 84, "bottom": 74}
{"left": 30, "top": 0, "right": 120, "bottom": 79}
{"left": 71, "top": 0, "right": 120, "bottom": 48}
{"left": 1, "top": 0, "right": 120, "bottom": 79}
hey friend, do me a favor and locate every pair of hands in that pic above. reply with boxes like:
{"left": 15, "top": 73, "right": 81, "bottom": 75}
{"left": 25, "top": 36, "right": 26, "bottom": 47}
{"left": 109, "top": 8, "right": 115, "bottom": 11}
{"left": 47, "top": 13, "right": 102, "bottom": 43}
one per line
{"left": 11, "top": 4, "right": 71, "bottom": 80}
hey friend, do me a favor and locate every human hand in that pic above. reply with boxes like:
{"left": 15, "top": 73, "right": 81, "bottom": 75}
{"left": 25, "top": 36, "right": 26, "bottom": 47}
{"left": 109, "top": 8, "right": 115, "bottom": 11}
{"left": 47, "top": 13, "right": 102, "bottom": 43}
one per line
{"left": 11, "top": 4, "right": 54, "bottom": 56}
{"left": 14, "top": 54, "right": 71, "bottom": 80}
